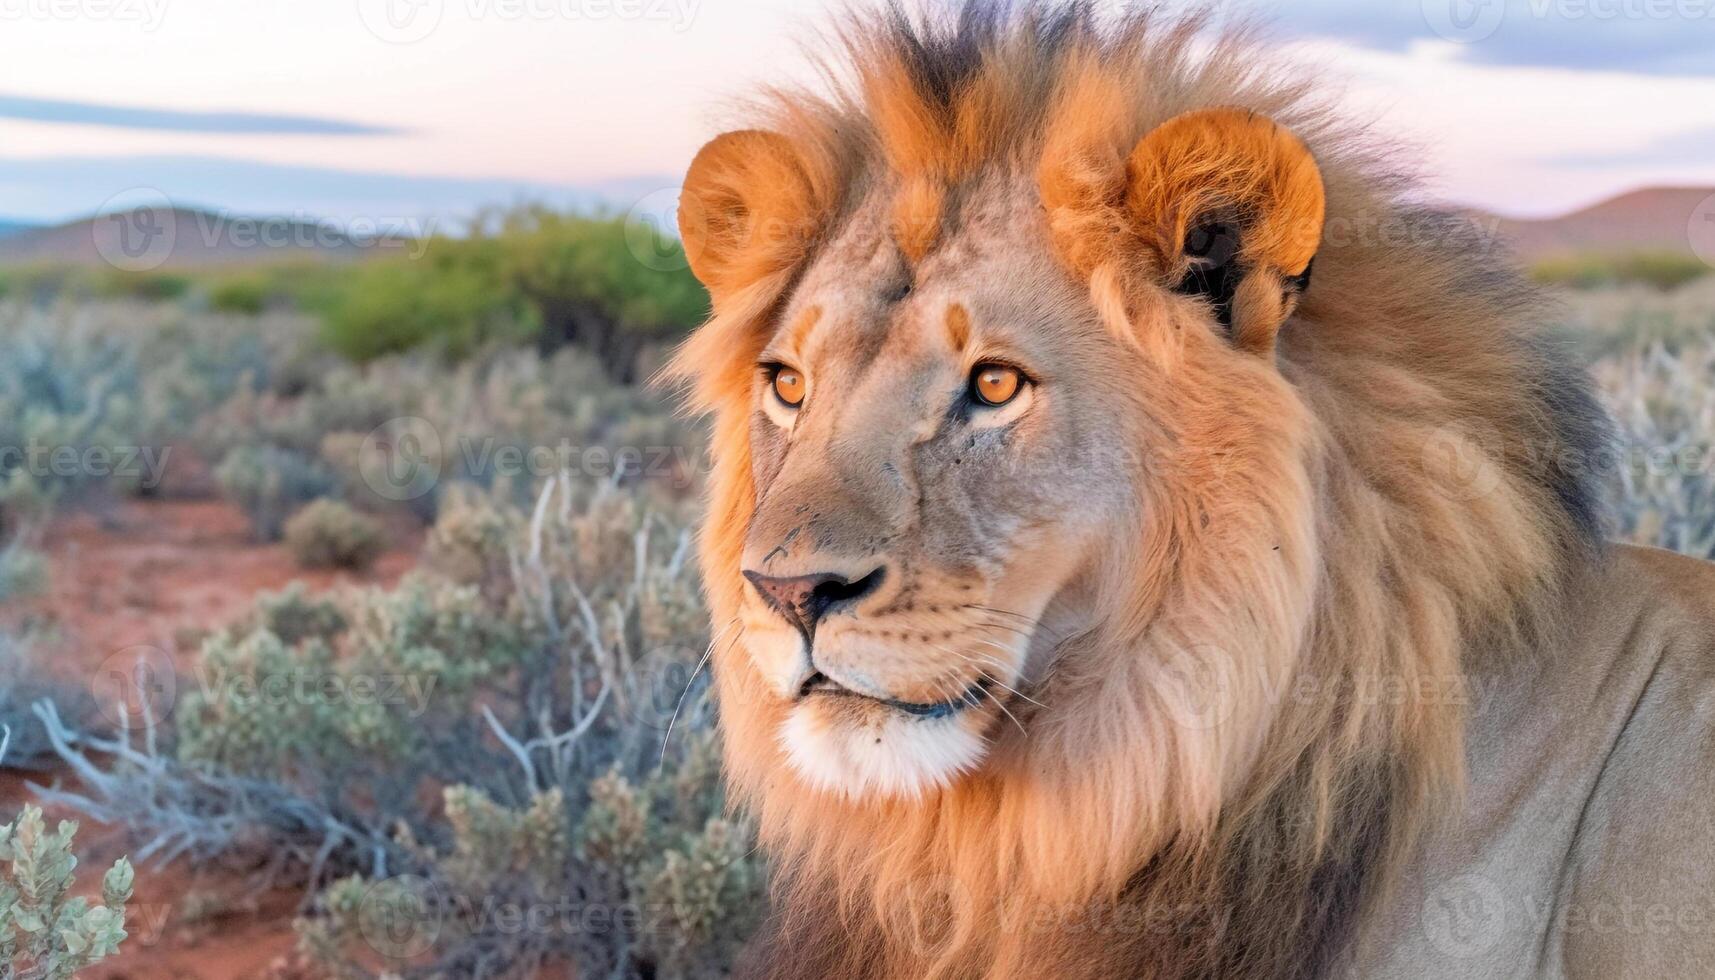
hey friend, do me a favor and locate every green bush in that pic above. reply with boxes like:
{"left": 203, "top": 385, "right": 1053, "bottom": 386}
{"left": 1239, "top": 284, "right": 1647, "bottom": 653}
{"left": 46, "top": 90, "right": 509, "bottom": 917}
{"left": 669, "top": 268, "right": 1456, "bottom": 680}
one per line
{"left": 1, "top": 308, "right": 150, "bottom": 514}
{"left": 0, "top": 799, "right": 135, "bottom": 979}
{"left": 97, "top": 271, "right": 192, "bottom": 302}
{"left": 1552, "top": 276, "right": 1715, "bottom": 362}
{"left": 1533, "top": 252, "right": 1711, "bottom": 292}
{"left": 177, "top": 570, "right": 532, "bottom": 783}
{"left": 493, "top": 208, "right": 708, "bottom": 381}
{"left": 318, "top": 254, "right": 532, "bottom": 364}
{"left": 208, "top": 277, "right": 268, "bottom": 315}
{"left": 214, "top": 444, "right": 338, "bottom": 541}
{"left": 249, "top": 582, "right": 349, "bottom": 647}
{"left": 138, "top": 479, "right": 740, "bottom": 976}
{"left": 284, "top": 499, "right": 386, "bottom": 571}
{"left": 313, "top": 208, "right": 708, "bottom": 379}
{"left": 0, "top": 541, "right": 46, "bottom": 602}
{"left": 421, "top": 483, "right": 517, "bottom": 599}
{"left": 1, "top": 301, "right": 316, "bottom": 517}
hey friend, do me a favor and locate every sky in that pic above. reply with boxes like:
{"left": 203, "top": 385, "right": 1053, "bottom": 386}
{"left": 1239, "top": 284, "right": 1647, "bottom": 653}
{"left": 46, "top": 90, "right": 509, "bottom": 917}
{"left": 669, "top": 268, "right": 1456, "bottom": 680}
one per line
{"left": 1, "top": 0, "right": 1713, "bottom": 227}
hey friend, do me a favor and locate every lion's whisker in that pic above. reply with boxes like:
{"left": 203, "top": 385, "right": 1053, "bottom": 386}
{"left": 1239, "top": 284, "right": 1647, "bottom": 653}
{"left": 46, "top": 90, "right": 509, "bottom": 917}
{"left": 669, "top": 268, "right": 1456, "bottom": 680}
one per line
{"left": 659, "top": 616, "right": 741, "bottom": 765}
{"left": 965, "top": 641, "right": 1051, "bottom": 705}
{"left": 968, "top": 615, "right": 1069, "bottom": 646}
{"left": 934, "top": 644, "right": 1046, "bottom": 718}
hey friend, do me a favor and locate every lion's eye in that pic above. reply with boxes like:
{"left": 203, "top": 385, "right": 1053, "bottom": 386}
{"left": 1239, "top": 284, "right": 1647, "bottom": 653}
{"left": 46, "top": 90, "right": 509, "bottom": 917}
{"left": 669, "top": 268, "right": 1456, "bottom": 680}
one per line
{"left": 970, "top": 363, "right": 1023, "bottom": 407}
{"left": 771, "top": 366, "right": 806, "bottom": 408}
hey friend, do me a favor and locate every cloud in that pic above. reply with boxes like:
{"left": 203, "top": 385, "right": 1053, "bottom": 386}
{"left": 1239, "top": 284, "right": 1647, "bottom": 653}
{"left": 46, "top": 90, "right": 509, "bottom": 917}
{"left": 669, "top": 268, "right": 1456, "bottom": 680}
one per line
{"left": 1266, "top": 0, "right": 1715, "bottom": 76}
{"left": 0, "top": 155, "right": 674, "bottom": 226}
{"left": 0, "top": 94, "right": 402, "bottom": 135}
{"left": 1541, "top": 125, "right": 1715, "bottom": 166}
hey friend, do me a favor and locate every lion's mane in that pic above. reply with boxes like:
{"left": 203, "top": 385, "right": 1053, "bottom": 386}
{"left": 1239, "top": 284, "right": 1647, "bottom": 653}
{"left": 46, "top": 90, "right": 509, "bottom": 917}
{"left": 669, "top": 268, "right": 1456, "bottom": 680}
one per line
{"left": 669, "top": 4, "right": 1610, "bottom": 977}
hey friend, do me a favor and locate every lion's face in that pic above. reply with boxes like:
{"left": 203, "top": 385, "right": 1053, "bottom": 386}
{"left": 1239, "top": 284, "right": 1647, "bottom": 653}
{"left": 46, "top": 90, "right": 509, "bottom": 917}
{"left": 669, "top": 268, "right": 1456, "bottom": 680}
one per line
{"left": 736, "top": 182, "right": 1137, "bottom": 797}
{"left": 679, "top": 105, "right": 1328, "bottom": 805}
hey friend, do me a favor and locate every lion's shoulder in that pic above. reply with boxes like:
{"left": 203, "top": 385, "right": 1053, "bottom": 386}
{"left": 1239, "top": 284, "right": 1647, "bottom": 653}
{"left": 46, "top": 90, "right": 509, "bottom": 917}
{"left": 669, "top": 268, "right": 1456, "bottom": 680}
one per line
{"left": 1355, "top": 544, "right": 1715, "bottom": 978}
{"left": 1554, "top": 544, "right": 1715, "bottom": 976}
{"left": 1599, "top": 543, "right": 1715, "bottom": 633}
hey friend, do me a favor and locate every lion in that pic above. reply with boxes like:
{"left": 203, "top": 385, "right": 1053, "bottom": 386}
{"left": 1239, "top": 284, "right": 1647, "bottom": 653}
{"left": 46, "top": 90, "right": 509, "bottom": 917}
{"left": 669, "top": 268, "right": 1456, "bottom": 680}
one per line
{"left": 665, "top": 4, "right": 1715, "bottom": 978}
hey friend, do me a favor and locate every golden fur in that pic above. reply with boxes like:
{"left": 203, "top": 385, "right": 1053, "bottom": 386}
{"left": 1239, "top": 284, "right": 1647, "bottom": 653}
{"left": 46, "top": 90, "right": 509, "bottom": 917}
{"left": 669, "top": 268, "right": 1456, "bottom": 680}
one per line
{"left": 667, "top": 5, "right": 1610, "bottom": 977}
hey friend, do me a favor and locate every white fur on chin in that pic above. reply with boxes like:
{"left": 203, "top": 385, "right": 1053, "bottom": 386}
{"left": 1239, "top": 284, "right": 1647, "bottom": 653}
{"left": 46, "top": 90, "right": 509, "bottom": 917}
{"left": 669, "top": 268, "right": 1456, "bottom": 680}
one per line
{"left": 780, "top": 702, "right": 990, "bottom": 800}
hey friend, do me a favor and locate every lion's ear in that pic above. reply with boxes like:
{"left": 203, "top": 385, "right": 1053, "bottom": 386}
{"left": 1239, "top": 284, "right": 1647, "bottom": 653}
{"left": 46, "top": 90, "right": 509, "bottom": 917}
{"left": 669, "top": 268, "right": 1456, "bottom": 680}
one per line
{"left": 1125, "top": 108, "right": 1323, "bottom": 354}
{"left": 679, "top": 130, "right": 823, "bottom": 303}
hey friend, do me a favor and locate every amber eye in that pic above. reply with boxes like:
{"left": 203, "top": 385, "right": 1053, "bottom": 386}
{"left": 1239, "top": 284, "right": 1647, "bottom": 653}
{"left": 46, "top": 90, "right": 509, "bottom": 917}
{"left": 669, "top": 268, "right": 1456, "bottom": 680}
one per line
{"left": 970, "top": 363, "right": 1023, "bottom": 407}
{"left": 771, "top": 366, "right": 806, "bottom": 408}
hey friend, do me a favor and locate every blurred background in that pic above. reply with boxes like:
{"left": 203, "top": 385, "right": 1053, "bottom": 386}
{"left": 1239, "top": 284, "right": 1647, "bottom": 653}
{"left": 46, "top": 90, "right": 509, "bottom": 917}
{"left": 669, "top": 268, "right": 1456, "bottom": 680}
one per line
{"left": 1, "top": 2, "right": 1712, "bottom": 978}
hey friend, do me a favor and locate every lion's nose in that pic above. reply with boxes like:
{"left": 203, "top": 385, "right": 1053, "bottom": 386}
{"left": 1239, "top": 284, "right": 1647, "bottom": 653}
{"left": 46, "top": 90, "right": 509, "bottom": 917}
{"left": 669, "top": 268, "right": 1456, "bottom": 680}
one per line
{"left": 743, "top": 567, "right": 886, "bottom": 634}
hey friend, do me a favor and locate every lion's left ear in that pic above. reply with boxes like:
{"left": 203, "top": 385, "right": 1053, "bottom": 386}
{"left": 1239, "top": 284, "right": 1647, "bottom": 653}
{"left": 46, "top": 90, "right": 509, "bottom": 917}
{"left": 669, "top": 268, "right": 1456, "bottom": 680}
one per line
{"left": 1125, "top": 108, "right": 1324, "bottom": 354}
{"left": 679, "top": 129, "right": 824, "bottom": 305}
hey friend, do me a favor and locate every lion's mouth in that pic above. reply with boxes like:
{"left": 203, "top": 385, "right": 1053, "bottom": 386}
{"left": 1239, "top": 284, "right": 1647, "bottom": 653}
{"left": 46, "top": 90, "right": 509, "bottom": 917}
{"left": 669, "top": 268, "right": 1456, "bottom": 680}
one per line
{"left": 798, "top": 672, "right": 991, "bottom": 719}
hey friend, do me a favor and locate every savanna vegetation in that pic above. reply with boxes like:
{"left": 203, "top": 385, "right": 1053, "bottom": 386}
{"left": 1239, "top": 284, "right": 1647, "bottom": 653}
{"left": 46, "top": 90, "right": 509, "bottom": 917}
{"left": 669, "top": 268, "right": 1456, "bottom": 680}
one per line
{"left": 1, "top": 206, "right": 1712, "bottom": 975}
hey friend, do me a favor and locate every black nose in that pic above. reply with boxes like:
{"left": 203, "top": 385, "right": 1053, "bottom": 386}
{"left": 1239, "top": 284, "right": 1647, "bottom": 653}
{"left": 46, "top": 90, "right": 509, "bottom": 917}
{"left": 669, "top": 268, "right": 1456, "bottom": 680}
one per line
{"left": 743, "top": 567, "right": 885, "bottom": 634}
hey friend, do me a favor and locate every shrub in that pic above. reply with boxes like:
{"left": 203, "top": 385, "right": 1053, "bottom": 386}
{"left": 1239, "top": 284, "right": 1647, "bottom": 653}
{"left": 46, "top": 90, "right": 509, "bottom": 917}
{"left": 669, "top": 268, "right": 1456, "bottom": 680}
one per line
{"left": 1594, "top": 340, "right": 1715, "bottom": 559}
{"left": 97, "top": 270, "right": 192, "bottom": 302}
{"left": 214, "top": 444, "right": 338, "bottom": 541}
{"left": 0, "top": 540, "right": 46, "bottom": 603}
{"left": 284, "top": 499, "right": 386, "bottom": 571}
{"left": 250, "top": 582, "right": 349, "bottom": 646}
{"left": 0, "top": 636, "right": 59, "bottom": 773}
{"left": 208, "top": 277, "right": 268, "bottom": 315}
{"left": 1533, "top": 252, "right": 1712, "bottom": 292}
{"left": 1553, "top": 276, "right": 1715, "bottom": 361}
{"left": 311, "top": 208, "right": 708, "bottom": 380}
{"left": 491, "top": 208, "right": 708, "bottom": 382}
{"left": 45, "top": 475, "right": 740, "bottom": 978}
{"left": 0, "top": 738, "right": 135, "bottom": 979}
{"left": 420, "top": 484, "right": 517, "bottom": 599}
{"left": 196, "top": 364, "right": 405, "bottom": 463}
{"left": 318, "top": 255, "right": 532, "bottom": 364}
{"left": 1, "top": 307, "right": 149, "bottom": 511}
{"left": 177, "top": 571, "right": 533, "bottom": 786}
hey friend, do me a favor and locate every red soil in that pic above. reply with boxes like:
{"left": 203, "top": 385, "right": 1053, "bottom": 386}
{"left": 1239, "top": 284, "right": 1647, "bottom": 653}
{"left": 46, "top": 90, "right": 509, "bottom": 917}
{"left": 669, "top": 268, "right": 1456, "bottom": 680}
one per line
{"left": 1, "top": 495, "right": 422, "bottom": 978}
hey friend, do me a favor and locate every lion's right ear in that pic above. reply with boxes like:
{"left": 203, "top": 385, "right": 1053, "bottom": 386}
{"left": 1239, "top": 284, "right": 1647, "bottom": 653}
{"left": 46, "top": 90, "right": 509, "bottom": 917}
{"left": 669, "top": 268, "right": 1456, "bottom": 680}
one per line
{"left": 679, "top": 130, "right": 823, "bottom": 303}
{"left": 1124, "top": 109, "right": 1324, "bottom": 355}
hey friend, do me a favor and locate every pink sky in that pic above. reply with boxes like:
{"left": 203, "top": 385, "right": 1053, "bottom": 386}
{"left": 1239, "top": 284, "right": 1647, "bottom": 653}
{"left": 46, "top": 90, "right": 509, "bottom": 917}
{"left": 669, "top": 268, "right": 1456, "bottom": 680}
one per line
{"left": 1, "top": 0, "right": 1713, "bottom": 222}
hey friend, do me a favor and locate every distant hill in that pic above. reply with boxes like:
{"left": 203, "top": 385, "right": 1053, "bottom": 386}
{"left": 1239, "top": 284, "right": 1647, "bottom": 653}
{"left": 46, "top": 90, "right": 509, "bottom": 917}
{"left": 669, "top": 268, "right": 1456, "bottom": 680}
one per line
{"left": 5, "top": 187, "right": 1708, "bottom": 271}
{"left": 0, "top": 207, "right": 414, "bottom": 268}
{"left": 1483, "top": 187, "right": 1715, "bottom": 262}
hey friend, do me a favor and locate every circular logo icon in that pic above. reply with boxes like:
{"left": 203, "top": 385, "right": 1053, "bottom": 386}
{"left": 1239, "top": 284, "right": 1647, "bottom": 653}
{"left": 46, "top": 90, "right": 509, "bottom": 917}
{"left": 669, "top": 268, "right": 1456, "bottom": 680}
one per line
{"left": 622, "top": 645, "right": 711, "bottom": 735}
{"left": 359, "top": 874, "right": 443, "bottom": 960}
{"left": 92, "top": 645, "right": 178, "bottom": 730}
{"left": 1422, "top": 0, "right": 1506, "bottom": 44}
{"left": 885, "top": 873, "right": 976, "bottom": 958}
{"left": 624, "top": 188, "right": 689, "bottom": 272}
{"left": 357, "top": 416, "right": 443, "bottom": 502}
{"left": 92, "top": 188, "right": 176, "bottom": 272}
{"left": 1419, "top": 427, "right": 1503, "bottom": 503}
{"left": 357, "top": 0, "right": 444, "bottom": 44}
{"left": 1158, "top": 643, "right": 1243, "bottom": 731}
{"left": 1689, "top": 191, "right": 1715, "bottom": 271}
{"left": 1422, "top": 872, "right": 1510, "bottom": 959}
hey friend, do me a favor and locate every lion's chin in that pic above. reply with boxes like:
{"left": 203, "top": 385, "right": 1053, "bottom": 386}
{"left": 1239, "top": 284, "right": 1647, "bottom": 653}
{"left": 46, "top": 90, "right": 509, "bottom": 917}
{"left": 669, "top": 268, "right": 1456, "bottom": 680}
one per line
{"left": 779, "top": 697, "right": 990, "bottom": 800}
